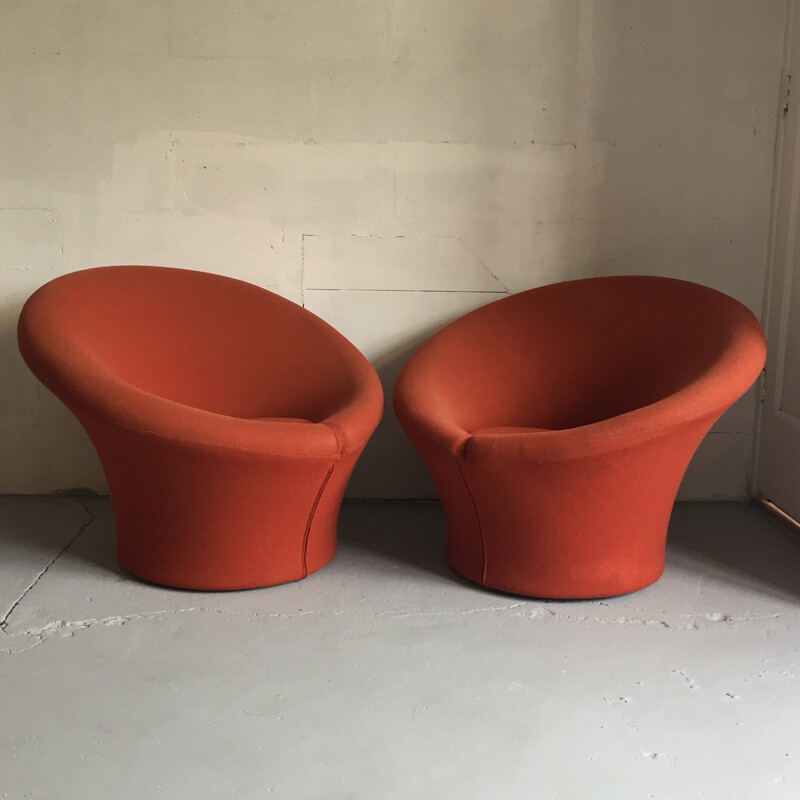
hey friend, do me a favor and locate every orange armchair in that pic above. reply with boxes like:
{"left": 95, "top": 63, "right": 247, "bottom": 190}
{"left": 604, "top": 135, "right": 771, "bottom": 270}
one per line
{"left": 394, "top": 276, "right": 766, "bottom": 599}
{"left": 18, "top": 266, "right": 383, "bottom": 590}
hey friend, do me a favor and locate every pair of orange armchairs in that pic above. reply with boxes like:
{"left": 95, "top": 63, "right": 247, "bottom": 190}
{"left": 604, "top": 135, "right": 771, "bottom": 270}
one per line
{"left": 18, "top": 266, "right": 766, "bottom": 598}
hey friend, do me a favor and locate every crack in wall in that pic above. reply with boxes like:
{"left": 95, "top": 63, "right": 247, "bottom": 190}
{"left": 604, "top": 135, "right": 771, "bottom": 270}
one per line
{"left": 300, "top": 231, "right": 307, "bottom": 306}
{"left": 300, "top": 232, "right": 511, "bottom": 294}
{"left": 457, "top": 236, "right": 511, "bottom": 293}
{"left": 167, "top": 133, "right": 191, "bottom": 207}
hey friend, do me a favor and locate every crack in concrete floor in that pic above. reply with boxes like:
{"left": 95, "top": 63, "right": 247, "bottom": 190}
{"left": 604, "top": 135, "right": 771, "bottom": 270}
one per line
{"left": 0, "top": 496, "right": 96, "bottom": 633}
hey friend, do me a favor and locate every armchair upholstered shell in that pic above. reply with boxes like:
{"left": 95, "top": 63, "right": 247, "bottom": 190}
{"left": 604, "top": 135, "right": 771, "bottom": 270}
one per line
{"left": 18, "top": 266, "right": 383, "bottom": 590}
{"left": 393, "top": 276, "right": 766, "bottom": 599}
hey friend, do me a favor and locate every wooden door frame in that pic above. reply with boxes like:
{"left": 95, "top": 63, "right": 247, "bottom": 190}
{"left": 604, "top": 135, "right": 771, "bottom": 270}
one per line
{"left": 753, "top": 0, "right": 800, "bottom": 500}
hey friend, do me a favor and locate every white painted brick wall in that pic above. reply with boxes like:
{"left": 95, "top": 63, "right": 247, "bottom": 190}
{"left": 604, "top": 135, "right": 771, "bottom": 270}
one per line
{"left": 0, "top": 0, "right": 786, "bottom": 498}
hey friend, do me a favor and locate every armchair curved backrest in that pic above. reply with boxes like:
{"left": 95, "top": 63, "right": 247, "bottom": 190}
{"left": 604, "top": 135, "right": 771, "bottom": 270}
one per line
{"left": 396, "top": 276, "right": 765, "bottom": 455}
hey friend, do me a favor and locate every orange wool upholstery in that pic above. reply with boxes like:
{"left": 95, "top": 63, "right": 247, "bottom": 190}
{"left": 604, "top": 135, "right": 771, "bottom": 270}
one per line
{"left": 18, "top": 266, "right": 383, "bottom": 590}
{"left": 393, "top": 276, "right": 767, "bottom": 599}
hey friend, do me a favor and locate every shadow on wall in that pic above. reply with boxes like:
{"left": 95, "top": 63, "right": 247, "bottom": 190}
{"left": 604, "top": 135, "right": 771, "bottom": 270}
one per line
{"left": 0, "top": 293, "right": 105, "bottom": 495}
{"left": 330, "top": 9, "right": 573, "bottom": 498}
{"left": 343, "top": 1, "right": 782, "bottom": 499}
{"left": 0, "top": 2, "right": 783, "bottom": 498}
{"left": 337, "top": 6, "right": 603, "bottom": 498}
{"left": 346, "top": 333, "right": 441, "bottom": 501}
{"left": 0, "top": 295, "right": 47, "bottom": 490}
{"left": 350, "top": 363, "right": 424, "bottom": 498}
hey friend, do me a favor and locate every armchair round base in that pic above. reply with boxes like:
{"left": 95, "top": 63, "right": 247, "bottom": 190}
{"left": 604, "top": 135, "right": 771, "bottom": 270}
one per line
{"left": 85, "top": 416, "right": 363, "bottom": 591}
{"left": 442, "top": 425, "right": 710, "bottom": 599}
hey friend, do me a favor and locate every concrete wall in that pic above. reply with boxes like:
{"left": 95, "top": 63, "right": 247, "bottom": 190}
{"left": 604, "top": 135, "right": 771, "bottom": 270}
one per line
{"left": 0, "top": 0, "right": 787, "bottom": 498}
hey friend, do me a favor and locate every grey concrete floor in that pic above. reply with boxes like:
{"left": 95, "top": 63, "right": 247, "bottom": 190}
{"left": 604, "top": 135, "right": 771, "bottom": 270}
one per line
{"left": 0, "top": 498, "right": 799, "bottom": 799}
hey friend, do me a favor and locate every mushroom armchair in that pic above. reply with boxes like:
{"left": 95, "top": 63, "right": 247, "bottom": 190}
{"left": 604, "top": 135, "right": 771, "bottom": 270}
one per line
{"left": 393, "top": 276, "right": 766, "bottom": 599}
{"left": 18, "top": 266, "right": 383, "bottom": 590}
